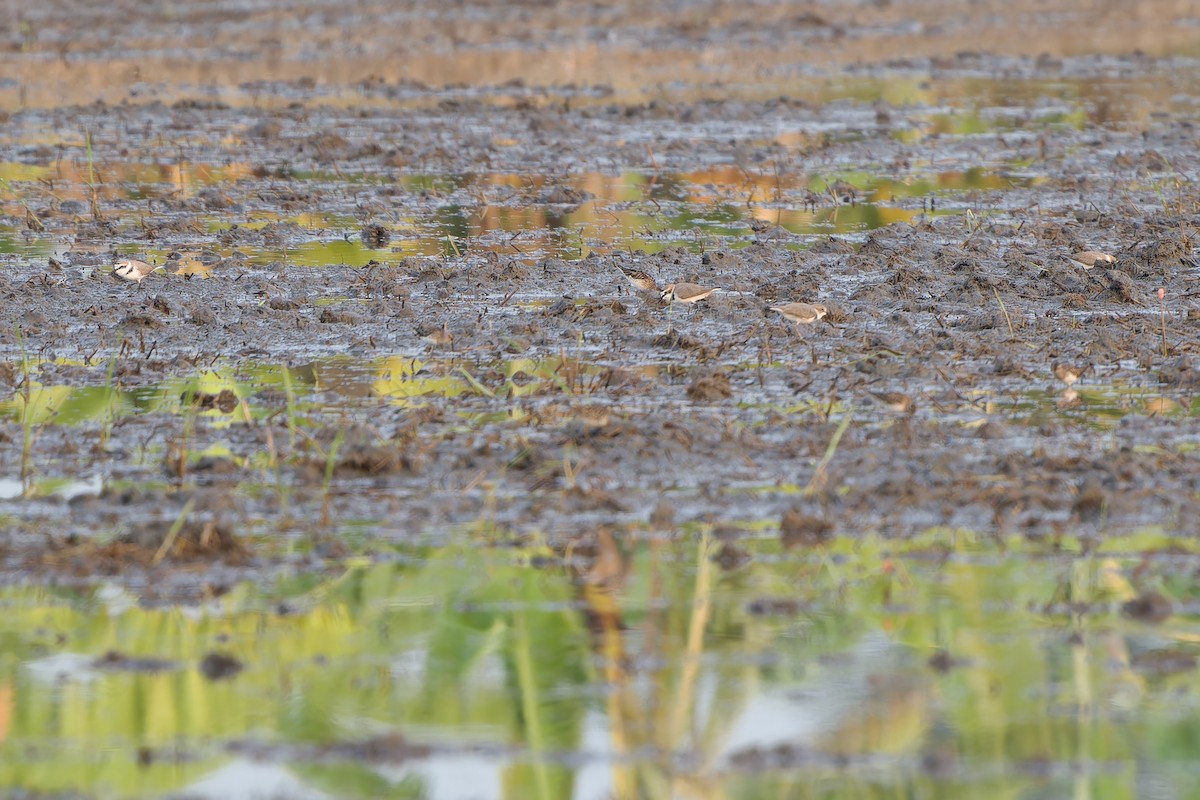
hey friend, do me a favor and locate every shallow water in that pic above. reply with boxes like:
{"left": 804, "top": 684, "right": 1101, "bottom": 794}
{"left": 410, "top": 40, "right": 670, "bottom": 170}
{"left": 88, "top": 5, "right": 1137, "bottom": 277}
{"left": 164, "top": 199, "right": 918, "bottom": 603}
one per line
{"left": 0, "top": 163, "right": 1030, "bottom": 272}
{"left": 3, "top": 536, "right": 1198, "bottom": 799}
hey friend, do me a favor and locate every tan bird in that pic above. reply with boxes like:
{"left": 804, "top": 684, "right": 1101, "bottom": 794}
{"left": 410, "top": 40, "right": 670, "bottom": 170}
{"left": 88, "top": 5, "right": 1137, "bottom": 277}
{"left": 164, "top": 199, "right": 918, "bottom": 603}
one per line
{"left": 615, "top": 265, "right": 657, "bottom": 292}
{"left": 770, "top": 302, "right": 828, "bottom": 328}
{"left": 422, "top": 322, "right": 454, "bottom": 348}
{"left": 112, "top": 258, "right": 164, "bottom": 285}
{"left": 1053, "top": 362, "right": 1086, "bottom": 386}
{"left": 660, "top": 282, "right": 718, "bottom": 304}
{"left": 1068, "top": 251, "right": 1116, "bottom": 270}
{"left": 871, "top": 391, "right": 916, "bottom": 414}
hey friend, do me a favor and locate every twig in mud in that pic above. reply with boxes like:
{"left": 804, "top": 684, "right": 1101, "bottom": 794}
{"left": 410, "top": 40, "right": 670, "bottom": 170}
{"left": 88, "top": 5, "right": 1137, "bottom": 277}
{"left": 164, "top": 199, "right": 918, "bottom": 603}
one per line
{"left": 23, "top": 206, "right": 45, "bottom": 232}
{"left": 85, "top": 129, "right": 101, "bottom": 221}
{"left": 461, "top": 468, "right": 489, "bottom": 494}
{"left": 317, "top": 429, "right": 345, "bottom": 528}
{"left": 458, "top": 366, "right": 497, "bottom": 398}
{"left": 804, "top": 409, "right": 853, "bottom": 497}
{"left": 1159, "top": 287, "right": 1169, "bottom": 358}
{"left": 15, "top": 327, "right": 37, "bottom": 490}
{"left": 98, "top": 334, "right": 122, "bottom": 452}
{"left": 645, "top": 145, "right": 660, "bottom": 173}
{"left": 991, "top": 285, "right": 1014, "bottom": 338}
{"left": 152, "top": 496, "right": 197, "bottom": 566}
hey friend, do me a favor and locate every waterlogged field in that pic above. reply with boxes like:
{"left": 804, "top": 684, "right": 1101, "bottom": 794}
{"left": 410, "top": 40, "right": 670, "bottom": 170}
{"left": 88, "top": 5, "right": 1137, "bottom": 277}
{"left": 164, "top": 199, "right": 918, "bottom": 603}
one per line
{"left": 2, "top": 0, "right": 1200, "bottom": 798}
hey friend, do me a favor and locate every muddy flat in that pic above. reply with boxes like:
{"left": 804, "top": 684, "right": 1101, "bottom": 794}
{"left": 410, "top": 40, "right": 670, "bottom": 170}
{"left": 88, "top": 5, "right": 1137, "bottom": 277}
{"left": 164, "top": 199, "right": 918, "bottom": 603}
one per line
{"left": 2, "top": 1, "right": 1200, "bottom": 798}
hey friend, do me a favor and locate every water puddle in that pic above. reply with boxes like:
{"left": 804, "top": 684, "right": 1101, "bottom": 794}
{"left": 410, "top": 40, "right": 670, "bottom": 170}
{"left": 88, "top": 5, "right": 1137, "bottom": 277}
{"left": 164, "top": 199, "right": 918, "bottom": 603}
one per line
{"left": 998, "top": 384, "right": 1198, "bottom": 429}
{"left": 0, "top": 474, "right": 101, "bottom": 501}
{"left": 0, "top": 354, "right": 634, "bottom": 433}
{"left": 1, "top": 163, "right": 1036, "bottom": 268}
{"left": 0, "top": 534, "right": 1197, "bottom": 798}
{"left": 9, "top": 355, "right": 1199, "bottom": 441}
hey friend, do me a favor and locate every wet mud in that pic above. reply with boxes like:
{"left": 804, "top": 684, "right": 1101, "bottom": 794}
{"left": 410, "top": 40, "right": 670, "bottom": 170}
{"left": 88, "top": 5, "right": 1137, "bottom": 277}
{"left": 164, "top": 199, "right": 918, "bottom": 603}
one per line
{"left": 3, "top": 67, "right": 1200, "bottom": 595}
{"left": 3, "top": 1, "right": 1200, "bottom": 798}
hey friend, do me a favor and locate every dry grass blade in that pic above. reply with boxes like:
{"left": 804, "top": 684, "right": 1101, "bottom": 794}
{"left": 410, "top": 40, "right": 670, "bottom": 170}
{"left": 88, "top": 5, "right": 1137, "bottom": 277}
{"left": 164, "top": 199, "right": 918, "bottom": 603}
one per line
{"left": 152, "top": 496, "right": 197, "bottom": 566}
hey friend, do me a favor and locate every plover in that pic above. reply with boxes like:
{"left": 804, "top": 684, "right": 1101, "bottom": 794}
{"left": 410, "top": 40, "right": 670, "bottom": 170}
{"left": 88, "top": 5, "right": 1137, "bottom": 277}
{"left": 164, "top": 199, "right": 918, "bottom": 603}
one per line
{"left": 870, "top": 391, "right": 916, "bottom": 414}
{"left": 770, "top": 302, "right": 828, "bottom": 329}
{"left": 660, "top": 282, "right": 718, "bottom": 304}
{"left": 112, "top": 258, "right": 164, "bottom": 285}
{"left": 1068, "top": 251, "right": 1116, "bottom": 270}
{"left": 422, "top": 322, "right": 454, "bottom": 347}
{"left": 1052, "top": 362, "right": 1085, "bottom": 386}
{"left": 615, "top": 265, "right": 657, "bottom": 292}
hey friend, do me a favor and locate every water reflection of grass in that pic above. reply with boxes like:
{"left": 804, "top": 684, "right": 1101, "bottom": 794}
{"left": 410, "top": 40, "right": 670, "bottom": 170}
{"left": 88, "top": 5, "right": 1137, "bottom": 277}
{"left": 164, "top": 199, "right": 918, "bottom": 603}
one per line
{"left": 0, "top": 353, "right": 617, "bottom": 439}
{"left": 1, "top": 534, "right": 1198, "bottom": 797}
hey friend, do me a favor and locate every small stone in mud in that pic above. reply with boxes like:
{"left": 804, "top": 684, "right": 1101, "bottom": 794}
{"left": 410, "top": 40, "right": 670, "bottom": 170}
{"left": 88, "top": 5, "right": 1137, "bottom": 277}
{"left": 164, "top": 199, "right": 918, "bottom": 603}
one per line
{"left": 215, "top": 389, "right": 239, "bottom": 413}
{"left": 921, "top": 745, "right": 958, "bottom": 777}
{"left": 746, "top": 597, "right": 802, "bottom": 616}
{"left": 1129, "top": 648, "right": 1196, "bottom": 675}
{"left": 536, "top": 185, "right": 593, "bottom": 206}
{"left": 117, "top": 520, "right": 247, "bottom": 563}
{"left": 650, "top": 501, "right": 674, "bottom": 530}
{"left": 811, "top": 236, "right": 855, "bottom": 255}
{"left": 566, "top": 403, "right": 611, "bottom": 431}
{"left": 189, "top": 307, "right": 216, "bottom": 325}
{"left": 780, "top": 509, "right": 832, "bottom": 549}
{"left": 93, "top": 650, "right": 176, "bottom": 673}
{"left": 319, "top": 307, "right": 361, "bottom": 324}
{"left": 199, "top": 651, "right": 244, "bottom": 681}
{"left": 1159, "top": 357, "right": 1200, "bottom": 388}
{"left": 187, "top": 456, "right": 242, "bottom": 475}
{"left": 686, "top": 371, "right": 732, "bottom": 401}
{"left": 975, "top": 421, "right": 1007, "bottom": 440}
{"left": 121, "top": 314, "right": 163, "bottom": 329}
{"left": 334, "top": 442, "right": 424, "bottom": 475}
{"left": 712, "top": 524, "right": 745, "bottom": 542}
{"left": 1072, "top": 481, "right": 1106, "bottom": 522}
{"left": 183, "top": 388, "right": 239, "bottom": 413}
{"left": 712, "top": 542, "right": 750, "bottom": 571}
{"left": 362, "top": 223, "right": 391, "bottom": 249}
{"left": 652, "top": 330, "right": 704, "bottom": 351}
{"left": 332, "top": 732, "right": 432, "bottom": 762}
{"left": 927, "top": 650, "right": 959, "bottom": 673}
{"left": 1122, "top": 591, "right": 1172, "bottom": 624}
{"left": 198, "top": 187, "right": 235, "bottom": 210}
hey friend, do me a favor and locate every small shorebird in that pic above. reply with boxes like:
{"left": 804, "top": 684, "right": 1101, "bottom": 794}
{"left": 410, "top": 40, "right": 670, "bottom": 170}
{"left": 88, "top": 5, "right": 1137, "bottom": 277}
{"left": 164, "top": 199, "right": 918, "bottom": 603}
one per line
{"left": 112, "top": 258, "right": 164, "bottom": 285}
{"left": 569, "top": 404, "right": 611, "bottom": 430}
{"left": 422, "top": 322, "right": 454, "bottom": 347}
{"left": 1068, "top": 251, "right": 1116, "bottom": 270}
{"left": 1052, "top": 362, "right": 1085, "bottom": 386}
{"left": 615, "top": 265, "right": 657, "bottom": 292}
{"left": 660, "top": 282, "right": 718, "bottom": 304}
{"left": 770, "top": 302, "right": 828, "bottom": 329}
{"left": 870, "top": 391, "right": 916, "bottom": 414}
